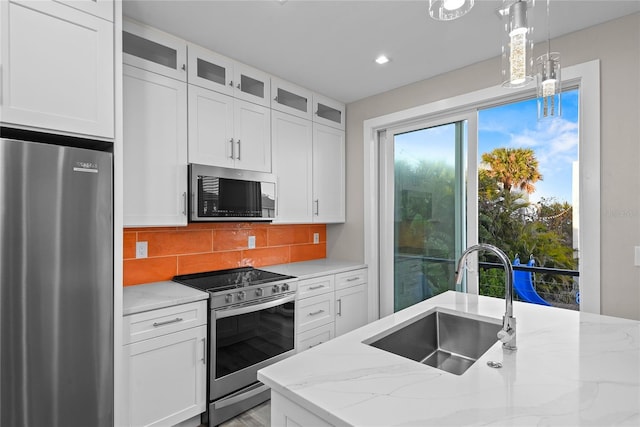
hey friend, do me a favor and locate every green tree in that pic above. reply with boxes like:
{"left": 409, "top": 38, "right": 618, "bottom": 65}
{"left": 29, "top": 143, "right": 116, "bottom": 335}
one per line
{"left": 478, "top": 148, "right": 575, "bottom": 301}
{"left": 480, "top": 148, "right": 542, "bottom": 193}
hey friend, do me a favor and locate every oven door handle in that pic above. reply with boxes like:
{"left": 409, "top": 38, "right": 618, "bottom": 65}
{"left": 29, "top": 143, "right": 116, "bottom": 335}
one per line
{"left": 214, "top": 293, "right": 295, "bottom": 319}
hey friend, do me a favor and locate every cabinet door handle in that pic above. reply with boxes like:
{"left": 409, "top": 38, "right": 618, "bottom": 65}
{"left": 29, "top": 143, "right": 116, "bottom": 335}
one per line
{"left": 274, "top": 96, "right": 279, "bottom": 102}
{"left": 308, "top": 285, "right": 324, "bottom": 290}
{"left": 236, "top": 83, "right": 241, "bottom": 90}
{"left": 201, "top": 338, "right": 206, "bottom": 364}
{"left": 307, "top": 309, "right": 324, "bottom": 316}
{"left": 181, "top": 64, "right": 186, "bottom": 71}
{"left": 229, "top": 80, "right": 233, "bottom": 87}
{"left": 347, "top": 277, "right": 359, "bottom": 282}
{"left": 182, "top": 192, "right": 187, "bottom": 216}
{"left": 152, "top": 317, "right": 183, "bottom": 327}
{"left": 314, "top": 199, "right": 319, "bottom": 216}
{"left": 337, "top": 299, "right": 342, "bottom": 316}
{"left": 229, "top": 138, "right": 235, "bottom": 159}
{"left": 236, "top": 139, "right": 241, "bottom": 160}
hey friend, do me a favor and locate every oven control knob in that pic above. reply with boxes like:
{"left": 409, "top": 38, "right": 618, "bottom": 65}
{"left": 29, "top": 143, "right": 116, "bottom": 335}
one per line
{"left": 237, "top": 291, "right": 246, "bottom": 301}
{"left": 281, "top": 283, "right": 290, "bottom": 292}
{"left": 255, "top": 288, "right": 264, "bottom": 297}
{"left": 225, "top": 294, "right": 233, "bottom": 303}
{"left": 272, "top": 284, "right": 280, "bottom": 294}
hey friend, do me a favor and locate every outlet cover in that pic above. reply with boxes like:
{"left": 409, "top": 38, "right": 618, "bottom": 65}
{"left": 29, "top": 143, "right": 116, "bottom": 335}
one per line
{"left": 248, "top": 235, "right": 256, "bottom": 249}
{"left": 136, "top": 241, "right": 148, "bottom": 259}
{"left": 313, "top": 233, "right": 320, "bottom": 244}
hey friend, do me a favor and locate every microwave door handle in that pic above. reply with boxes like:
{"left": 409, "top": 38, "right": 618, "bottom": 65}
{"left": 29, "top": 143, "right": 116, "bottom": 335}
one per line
{"left": 215, "top": 293, "right": 295, "bottom": 319}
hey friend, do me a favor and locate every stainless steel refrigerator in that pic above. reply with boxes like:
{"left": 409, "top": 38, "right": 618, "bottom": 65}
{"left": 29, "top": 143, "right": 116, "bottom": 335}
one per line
{"left": 0, "top": 130, "right": 113, "bottom": 426}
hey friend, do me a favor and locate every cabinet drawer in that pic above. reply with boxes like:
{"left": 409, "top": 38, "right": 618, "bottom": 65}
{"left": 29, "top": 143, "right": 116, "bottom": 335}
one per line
{"left": 296, "top": 323, "right": 334, "bottom": 353}
{"left": 298, "top": 275, "right": 334, "bottom": 299}
{"left": 296, "top": 293, "right": 334, "bottom": 333}
{"left": 335, "top": 268, "right": 367, "bottom": 290}
{"left": 123, "top": 300, "right": 207, "bottom": 345}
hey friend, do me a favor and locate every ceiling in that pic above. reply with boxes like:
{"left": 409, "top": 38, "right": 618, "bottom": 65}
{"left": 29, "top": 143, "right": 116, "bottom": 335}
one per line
{"left": 123, "top": 0, "right": 640, "bottom": 104}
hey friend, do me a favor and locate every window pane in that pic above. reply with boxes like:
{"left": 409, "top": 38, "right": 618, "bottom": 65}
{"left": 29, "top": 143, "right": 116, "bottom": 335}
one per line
{"left": 477, "top": 89, "right": 580, "bottom": 310}
{"left": 393, "top": 122, "right": 464, "bottom": 312}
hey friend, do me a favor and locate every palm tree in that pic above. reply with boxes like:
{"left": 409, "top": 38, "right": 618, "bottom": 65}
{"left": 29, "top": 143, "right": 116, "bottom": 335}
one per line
{"left": 480, "top": 148, "right": 542, "bottom": 194}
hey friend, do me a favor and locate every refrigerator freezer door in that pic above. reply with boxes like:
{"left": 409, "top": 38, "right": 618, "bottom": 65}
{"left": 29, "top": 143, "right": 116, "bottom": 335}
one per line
{"left": 0, "top": 138, "right": 113, "bottom": 427}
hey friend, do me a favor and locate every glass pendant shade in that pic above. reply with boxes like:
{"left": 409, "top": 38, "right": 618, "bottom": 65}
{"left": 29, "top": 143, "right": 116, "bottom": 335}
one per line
{"left": 501, "top": 0, "right": 534, "bottom": 88}
{"left": 429, "top": 0, "right": 474, "bottom": 21}
{"left": 536, "top": 52, "right": 561, "bottom": 119}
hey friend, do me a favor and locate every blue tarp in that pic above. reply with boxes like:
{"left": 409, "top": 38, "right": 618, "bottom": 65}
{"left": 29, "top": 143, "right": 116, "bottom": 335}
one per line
{"left": 513, "top": 256, "right": 551, "bottom": 306}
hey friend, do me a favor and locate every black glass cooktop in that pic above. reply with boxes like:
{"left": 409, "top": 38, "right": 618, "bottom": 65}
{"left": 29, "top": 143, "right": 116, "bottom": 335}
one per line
{"left": 173, "top": 267, "right": 294, "bottom": 293}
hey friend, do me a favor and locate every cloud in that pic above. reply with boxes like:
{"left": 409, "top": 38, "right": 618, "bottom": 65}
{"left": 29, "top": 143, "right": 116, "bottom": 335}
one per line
{"left": 509, "top": 118, "right": 578, "bottom": 169}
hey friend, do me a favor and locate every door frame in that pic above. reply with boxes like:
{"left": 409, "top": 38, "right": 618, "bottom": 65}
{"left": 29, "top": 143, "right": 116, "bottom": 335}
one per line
{"left": 363, "top": 60, "right": 601, "bottom": 321}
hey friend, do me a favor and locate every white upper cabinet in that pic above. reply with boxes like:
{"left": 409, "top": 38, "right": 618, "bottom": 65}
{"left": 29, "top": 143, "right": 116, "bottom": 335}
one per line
{"left": 271, "top": 78, "right": 313, "bottom": 120}
{"left": 123, "top": 65, "right": 188, "bottom": 227}
{"left": 271, "top": 110, "right": 313, "bottom": 223}
{"left": 313, "top": 93, "right": 345, "bottom": 130}
{"left": 233, "top": 62, "right": 271, "bottom": 108}
{"left": 188, "top": 84, "right": 271, "bottom": 172}
{"left": 187, "top": 43, "right": 234, "bottom": 96}
{"left": 123, "top": 19, "right": 187, "bottom": 82}
{"left": 313, "top": 123, "right": 345, "bottom": 223}
{"left": 188, "top": 43, "right": 271, "bottom": 107}
{"left": 188, "top": 85, "right": 234, "bottom": 168}
{"left": 54, "top": 0, "right": 113, "bottom": 21}
{"left": 1, "top": 0, "right": 114, "bottom": 138}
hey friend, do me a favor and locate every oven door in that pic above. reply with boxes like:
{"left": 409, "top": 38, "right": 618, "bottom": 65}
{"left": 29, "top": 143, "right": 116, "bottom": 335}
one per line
{"left": 210, "top": 292, "right": 296, "bottom": 401}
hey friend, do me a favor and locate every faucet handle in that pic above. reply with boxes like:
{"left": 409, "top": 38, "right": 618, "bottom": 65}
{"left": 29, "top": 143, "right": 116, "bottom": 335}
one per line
{"left": 498, "top": 316, "right": 517, "bottom": 350}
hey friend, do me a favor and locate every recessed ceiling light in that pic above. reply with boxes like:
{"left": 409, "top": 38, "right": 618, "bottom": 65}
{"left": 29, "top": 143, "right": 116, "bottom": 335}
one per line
{"left": 375, "top": 55, "right": 390, "bottom": 65}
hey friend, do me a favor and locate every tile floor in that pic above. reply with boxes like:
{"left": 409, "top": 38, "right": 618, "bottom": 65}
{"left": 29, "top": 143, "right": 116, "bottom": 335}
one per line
{"left": 218, "top": 401, "right": 270, "bottom": 427}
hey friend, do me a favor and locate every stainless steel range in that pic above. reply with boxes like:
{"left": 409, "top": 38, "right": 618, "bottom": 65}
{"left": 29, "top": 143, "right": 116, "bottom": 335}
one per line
{"left": 173, "top": 267, "right": 297, "bottom": 426}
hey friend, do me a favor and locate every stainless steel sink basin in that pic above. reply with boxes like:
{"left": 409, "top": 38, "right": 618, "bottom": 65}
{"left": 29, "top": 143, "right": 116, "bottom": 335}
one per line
{"left": 364, "top": 308, "right": 501, "bottom": 375}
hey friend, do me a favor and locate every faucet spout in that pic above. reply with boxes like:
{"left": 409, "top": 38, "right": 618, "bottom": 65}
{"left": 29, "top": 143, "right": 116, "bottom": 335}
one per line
{"left": 455, "top": 243, "right": 517, "bottom": 351}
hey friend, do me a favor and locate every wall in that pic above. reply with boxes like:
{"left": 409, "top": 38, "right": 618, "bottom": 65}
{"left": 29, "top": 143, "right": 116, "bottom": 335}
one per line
{"left": 124, "top": 223, "right": 326, "bottom": 286}
{"left": 329, "top": 13, "right": 640, "bottom": 320}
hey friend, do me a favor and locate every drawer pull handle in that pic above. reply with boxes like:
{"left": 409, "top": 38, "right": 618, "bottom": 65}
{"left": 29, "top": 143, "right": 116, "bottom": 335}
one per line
{"left": 347, "top": 277, "right": 359, "bottom": 282}
{"left": 309, "top": 341, "right": 323, "bottom": 349}
{"left": 308, "top": 309, "right": 325, "bottom": 316}
{"left": 308, "top": 285, "right": 325, "bottom": 290}
{"left": 152, "top": 317, "right": 183, "bottom": 327}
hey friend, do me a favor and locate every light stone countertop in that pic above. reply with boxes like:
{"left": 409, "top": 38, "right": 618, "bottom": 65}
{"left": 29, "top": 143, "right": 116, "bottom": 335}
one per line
{"left": 261, "top": 259, "right": 367, "bottom": 279}
{"left": 123, "top": 281, "right": 209, "bottom": 316}
{"left": 258, "top": 291, "right": 640, "bottom": 426}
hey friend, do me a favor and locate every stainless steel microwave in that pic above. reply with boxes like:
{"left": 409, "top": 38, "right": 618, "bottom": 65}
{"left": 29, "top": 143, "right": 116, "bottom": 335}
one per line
{"left": 188, "top": 164, "right": 276, "bottom": 222}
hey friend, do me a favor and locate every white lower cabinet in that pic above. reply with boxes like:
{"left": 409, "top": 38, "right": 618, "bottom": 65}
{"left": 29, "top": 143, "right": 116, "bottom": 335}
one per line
{"left": 335, "top": 284, "right": 368, "bottom": 337}
{"left": 122, "top": 301, "right": 207, "bottom": 427}
{"left": 271, "top": 391, "right": 332, "bottom": 427}
{"left": 295, "top": 268, "right": 368, "bottom": 353}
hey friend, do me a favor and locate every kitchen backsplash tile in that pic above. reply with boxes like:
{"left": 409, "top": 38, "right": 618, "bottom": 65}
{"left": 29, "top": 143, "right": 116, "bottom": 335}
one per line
{"left": 123, "top": 223, "right": 327, "bottom": 286}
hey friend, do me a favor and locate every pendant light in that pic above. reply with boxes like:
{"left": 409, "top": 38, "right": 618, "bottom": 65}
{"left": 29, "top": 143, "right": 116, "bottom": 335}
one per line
{"left": 536, "top": 0, "right": 561, "bottom": 119}
{"left": 500, "top": 0, "right": 534, "bottom": 88}
{"left": 429, "top": 0, "right": 474, "bottom": 21}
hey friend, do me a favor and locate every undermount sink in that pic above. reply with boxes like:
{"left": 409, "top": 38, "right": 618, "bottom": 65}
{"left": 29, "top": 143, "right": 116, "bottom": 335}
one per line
{"left": 364, "top": 308, "right": 501, "bottom": 375}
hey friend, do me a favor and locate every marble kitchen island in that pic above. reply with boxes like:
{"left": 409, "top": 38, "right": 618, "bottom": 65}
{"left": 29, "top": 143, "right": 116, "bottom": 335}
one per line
{"left": 258, "top": 291, "right": 640, "bottom": 426}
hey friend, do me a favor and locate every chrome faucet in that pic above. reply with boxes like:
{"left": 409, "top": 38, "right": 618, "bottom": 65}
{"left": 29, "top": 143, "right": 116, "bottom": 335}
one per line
{"left": 455, "top": 243, "right": 517, "bottom": 351}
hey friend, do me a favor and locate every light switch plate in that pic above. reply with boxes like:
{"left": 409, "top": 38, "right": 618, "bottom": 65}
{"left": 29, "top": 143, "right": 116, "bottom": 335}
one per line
{"left": 136, "top": 241, "right": 148, "bottom": 259}
{"left": 248, "top": 235, "right": 256, "bottom": 249}
{"left": 313, "top": 233, "right": 320, "bottom": 244}
{"left": 635, "top": 246, "right": 640, "bottom": 266}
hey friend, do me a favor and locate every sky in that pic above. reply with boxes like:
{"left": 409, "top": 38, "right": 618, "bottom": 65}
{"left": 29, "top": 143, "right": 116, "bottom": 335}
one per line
{"left": 395, "top": 89, "right": 579, "bottom": 204}
{"left": 478, "top": 89, "right": 579, "bottom": 204}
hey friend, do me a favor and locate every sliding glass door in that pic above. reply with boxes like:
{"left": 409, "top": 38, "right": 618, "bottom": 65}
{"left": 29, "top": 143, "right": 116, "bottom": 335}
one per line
{"left": 379, "top": 115, "right": 474, "bottom": 315}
